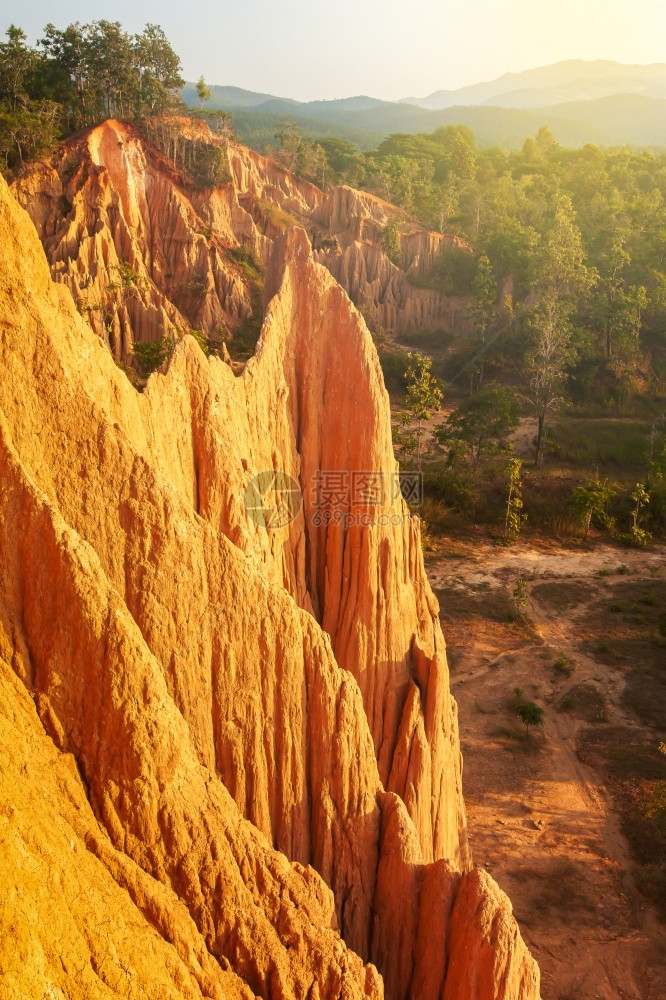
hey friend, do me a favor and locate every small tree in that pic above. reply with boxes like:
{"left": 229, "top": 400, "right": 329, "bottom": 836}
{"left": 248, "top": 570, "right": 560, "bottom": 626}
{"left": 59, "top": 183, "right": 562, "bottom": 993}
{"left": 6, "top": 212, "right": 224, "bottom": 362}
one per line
{"left": 526, "top": 294, "right": 573, "bottom": 468}
{"left": 132, "top": 335, "right": 175, "bottom": 377}
{"left": 468, "top": 252, "right": 496, "bottom": 390}
{"left": 392, "top": 409, "right": 418, "bottom": 461}
{"left": 569, "top": 476, "right": 617, "bottom": 538}
{"left": 0, "top": 25, "right": 35, "bottom": 112}
{"left": 526, "top": 194, "right": 594, "bottom": 467}
{"left": 504, "top": 458, "right": 525, "bottom": 542}
{"left": 404, "top": 352, "right": 444, "bottom": 470}
{"left": 516, "top": 700, "right": 545, "bottom": 736}
{"left": 439, "top": 384, "right": 520, "bottom": 464}
{"left": 628, "top": 482, "right": 651, "bottom": 547}
{"left": 512, "top": 577, "right": 528, "bottom": 616}
{"left": 275, "top": 119, "right": 303, "bottom": 172}
{"left": 195, "top": 75, "right": 211, "bottom": 109}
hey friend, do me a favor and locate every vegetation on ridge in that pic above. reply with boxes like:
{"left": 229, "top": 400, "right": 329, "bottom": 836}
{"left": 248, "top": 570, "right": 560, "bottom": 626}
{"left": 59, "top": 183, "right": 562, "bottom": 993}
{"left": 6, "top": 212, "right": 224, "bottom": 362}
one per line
{"left": 0, "top": 20, "right": 232, "bottom": 184}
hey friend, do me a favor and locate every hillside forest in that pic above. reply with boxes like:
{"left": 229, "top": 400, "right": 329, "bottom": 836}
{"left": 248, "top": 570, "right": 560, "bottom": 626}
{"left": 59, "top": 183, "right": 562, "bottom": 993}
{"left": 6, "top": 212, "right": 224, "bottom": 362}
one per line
{"left": 274, "top": 120, "right": 666, "bottom": 547}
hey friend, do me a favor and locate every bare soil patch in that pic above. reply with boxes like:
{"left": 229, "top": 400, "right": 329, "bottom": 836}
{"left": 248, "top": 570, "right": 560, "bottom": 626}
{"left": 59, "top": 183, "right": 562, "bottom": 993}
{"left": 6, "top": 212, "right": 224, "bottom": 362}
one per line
{"left": 429, "top": 541, "right": 666, "bottom": 1000}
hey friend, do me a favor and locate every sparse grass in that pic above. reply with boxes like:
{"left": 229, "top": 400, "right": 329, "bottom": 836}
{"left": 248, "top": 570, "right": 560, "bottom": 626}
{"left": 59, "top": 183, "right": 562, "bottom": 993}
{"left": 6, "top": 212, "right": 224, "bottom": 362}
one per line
{"left": 396, "top": 327, "right": 453, "bottom": 351}
{"left": 513, "top": 858, "right": 595, "bottom": 925}
{"left": 434, "top": 583, "right": 532, "bottom": 657}
{"left": 578, "top": 579, "right": 666, "bottom": 729}
{"left": 256, "top": 199, "right": 298, "bottom": 233}
{"left": 489, "top": 724, "right": 526, "bottom": 741}
{"left": 550, "top": 419, "right": 650, "bottom": 468}
{"left": 578, "top": 726, "right": 666, "bottom": 920}
{"left": 559, "top": 684, "right": 607, "bottom": 722}
{"left": 419, "top": 497, "right": 466, "bottom": 538}
{"left": 521, "top": 472, "right": 581, "bottom": 539}
{"left": 557, "top": 982, "right": 585, "bottom": 1000}
{"left": 531, "top": 581, "right": 591, "bottom": 613}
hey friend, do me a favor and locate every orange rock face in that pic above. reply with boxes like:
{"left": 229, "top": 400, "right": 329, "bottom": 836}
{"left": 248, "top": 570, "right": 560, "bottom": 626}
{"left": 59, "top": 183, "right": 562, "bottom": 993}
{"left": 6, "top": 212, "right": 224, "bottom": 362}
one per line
{"left": 13, "top": 121, "right": 471, "bottom": 361}
{"left": 12, "top": 120, "right": 253, "bottom": 360}
{"left": 0, "top": 154, "right": 539, "bottom": 1000}
{"left": 311, "top": 185, "right": 471, "bottom": 336}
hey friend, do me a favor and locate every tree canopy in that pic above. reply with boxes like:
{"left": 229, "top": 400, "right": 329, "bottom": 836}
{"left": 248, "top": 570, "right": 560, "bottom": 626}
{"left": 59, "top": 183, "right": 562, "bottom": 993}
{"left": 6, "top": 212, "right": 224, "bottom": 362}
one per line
{"left": 0, "top": 21, "right": 184, "bottom": 173}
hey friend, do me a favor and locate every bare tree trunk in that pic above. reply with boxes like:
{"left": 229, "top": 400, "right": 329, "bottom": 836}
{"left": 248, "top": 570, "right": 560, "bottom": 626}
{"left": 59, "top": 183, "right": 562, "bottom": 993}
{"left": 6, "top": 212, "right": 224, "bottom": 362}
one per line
{"left": 535, "top": 413, "right": 545, "bottom": 467}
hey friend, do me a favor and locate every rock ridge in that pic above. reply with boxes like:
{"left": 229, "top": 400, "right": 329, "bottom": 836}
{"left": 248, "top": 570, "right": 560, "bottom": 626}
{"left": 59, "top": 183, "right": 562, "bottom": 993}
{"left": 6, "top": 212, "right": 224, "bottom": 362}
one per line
{"left": 13, "top": 120, "right": 471, "bottom": 360}
{"left": 0, "top": 166, "right": 539, "bottom": 1000}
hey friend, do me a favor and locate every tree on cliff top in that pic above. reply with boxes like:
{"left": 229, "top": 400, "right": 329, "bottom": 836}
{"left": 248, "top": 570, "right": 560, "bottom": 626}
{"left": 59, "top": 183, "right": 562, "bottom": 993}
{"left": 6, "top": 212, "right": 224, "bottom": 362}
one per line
{"left": 0, "top": 20, "right": 184, "bottom": 174}
{"left": 196, "top": 74, "right": 210, "bottom": 108}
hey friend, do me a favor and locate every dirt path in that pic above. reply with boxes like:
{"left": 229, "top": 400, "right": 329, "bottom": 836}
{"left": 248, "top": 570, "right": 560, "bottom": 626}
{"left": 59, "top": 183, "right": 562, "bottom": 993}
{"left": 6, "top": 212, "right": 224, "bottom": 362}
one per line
{"left": 427, "top": 541, "right": 666, "bottom": 1000}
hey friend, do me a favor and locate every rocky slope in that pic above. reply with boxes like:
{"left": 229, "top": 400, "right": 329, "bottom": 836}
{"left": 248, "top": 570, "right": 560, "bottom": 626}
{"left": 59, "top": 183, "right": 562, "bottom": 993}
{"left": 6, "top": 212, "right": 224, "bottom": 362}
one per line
{"left": 1, "top": 155, "right": 539, "bottom": 999}
{"left": 311, "top": 185, "right": 470, "bottom": 336}
{"left": 12, "top": 120, "right": 468, "bottom": 362}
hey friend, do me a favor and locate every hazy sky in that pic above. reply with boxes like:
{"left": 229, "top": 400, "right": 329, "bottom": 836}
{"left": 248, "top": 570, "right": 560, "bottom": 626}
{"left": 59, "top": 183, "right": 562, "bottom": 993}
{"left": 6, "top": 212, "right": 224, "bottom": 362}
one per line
{"left": 3, "top": 0, "right": 665, "bottom": 101}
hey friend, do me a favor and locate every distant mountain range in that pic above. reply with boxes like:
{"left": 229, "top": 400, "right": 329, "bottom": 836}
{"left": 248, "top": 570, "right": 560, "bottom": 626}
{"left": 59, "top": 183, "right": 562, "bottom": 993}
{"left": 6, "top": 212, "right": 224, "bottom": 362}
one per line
{"left": 182, "top": 61, "right": 666, "bottom": 151}
{"left": 403, "top": 59, "right": 666, "bottom": 109}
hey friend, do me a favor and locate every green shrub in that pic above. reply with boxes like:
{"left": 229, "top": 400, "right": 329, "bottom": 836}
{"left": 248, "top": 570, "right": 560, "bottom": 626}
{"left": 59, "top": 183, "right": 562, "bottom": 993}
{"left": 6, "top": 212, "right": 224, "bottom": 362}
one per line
{"left": 257, "top": 199, "right": 298, "bottom": 233}
{"left": 553, "top": 655, "right": 574, "bottom": 677}
{"left": 132, "top": 336, "right": 174, "bottom": 377}
{"left": 188, "top": 329, "right": 210, "bottom": 356}
{"left": 381, "top": 223, "right": 401, "bottom": 266}
{"left": 185, "top": 142, "right": 230, "bottom": 187}
{"left": 226, "top": 246, "right": 265, "bottom": 361}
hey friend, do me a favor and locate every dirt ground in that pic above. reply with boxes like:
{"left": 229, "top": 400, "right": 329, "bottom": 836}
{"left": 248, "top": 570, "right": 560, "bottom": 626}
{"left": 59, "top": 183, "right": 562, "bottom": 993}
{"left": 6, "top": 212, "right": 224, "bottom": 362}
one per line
{"left": 427, "top": 541, "right": 666, "bottom": 1000}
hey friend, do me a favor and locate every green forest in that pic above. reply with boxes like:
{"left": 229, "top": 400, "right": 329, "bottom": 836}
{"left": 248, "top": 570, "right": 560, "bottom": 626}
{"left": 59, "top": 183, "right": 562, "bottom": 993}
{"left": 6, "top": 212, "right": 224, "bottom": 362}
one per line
{"left": 0, "top": 21, "right": 183, "bottom": 170}
{"left": 276, "top": 123, "right": 666, "bottom": 542}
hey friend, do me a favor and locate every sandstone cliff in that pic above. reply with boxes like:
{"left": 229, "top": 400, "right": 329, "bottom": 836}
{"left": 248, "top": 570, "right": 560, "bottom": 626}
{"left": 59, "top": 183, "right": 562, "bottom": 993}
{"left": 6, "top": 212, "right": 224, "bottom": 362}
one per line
{"left": 13, "top": 121, "right": 470, "bottom": 362}
{"left": 12, "top": 120, "right": 254, "bottom": 361}
{"left": 311, "top": 185, "right": 471, "bottom": 336}
{"left": 0, "top": 167, "right": 539, "bottom": 1000}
